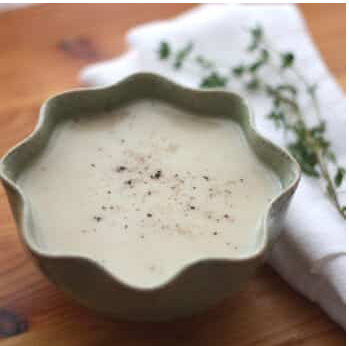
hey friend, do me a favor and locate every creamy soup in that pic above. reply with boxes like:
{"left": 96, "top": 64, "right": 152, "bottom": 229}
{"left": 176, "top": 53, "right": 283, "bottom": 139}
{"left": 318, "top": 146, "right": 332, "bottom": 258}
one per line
{"left": 19, "top": 99, "right": 281, "bottom": 287}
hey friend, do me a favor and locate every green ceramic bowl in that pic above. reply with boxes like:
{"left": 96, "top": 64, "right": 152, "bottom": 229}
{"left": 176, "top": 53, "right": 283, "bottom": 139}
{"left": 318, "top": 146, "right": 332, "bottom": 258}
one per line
{"left": 0, "top": 73, "right": 300, "bottom": 321}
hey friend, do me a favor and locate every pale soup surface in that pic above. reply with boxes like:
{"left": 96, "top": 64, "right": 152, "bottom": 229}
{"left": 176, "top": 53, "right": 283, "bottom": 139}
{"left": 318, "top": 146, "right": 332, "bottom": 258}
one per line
{"left": 19, "top": 99, "right": 281, "bottom": 287}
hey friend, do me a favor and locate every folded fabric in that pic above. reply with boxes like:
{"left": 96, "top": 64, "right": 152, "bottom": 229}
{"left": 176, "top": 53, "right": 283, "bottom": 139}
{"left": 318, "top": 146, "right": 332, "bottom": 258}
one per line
{"left": 80, "top": 4, "right": 346, "bottom": 328}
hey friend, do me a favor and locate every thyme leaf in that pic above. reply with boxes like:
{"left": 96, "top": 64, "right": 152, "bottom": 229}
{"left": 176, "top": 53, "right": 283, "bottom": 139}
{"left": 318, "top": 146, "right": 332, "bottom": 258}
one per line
{"left": 200, "top": 72, "right": 227, "bottom": 88}
{"left": 174, "top": 42, "right": 193, "bottom": 69}
{"left": 158, "top": 41, "right": 171, "bottom": 60}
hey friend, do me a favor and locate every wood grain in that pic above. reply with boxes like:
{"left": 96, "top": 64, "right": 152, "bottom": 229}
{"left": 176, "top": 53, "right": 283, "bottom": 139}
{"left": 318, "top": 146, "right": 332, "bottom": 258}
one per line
{"left": 0, "top": 4, "right": 345, "bottom": 345}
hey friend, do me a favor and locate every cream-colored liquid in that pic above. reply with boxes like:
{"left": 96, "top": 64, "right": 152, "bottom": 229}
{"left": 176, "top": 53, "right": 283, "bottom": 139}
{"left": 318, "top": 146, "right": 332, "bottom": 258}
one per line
{"left": 19, "top": 99, "right": 280, "bottom": 287}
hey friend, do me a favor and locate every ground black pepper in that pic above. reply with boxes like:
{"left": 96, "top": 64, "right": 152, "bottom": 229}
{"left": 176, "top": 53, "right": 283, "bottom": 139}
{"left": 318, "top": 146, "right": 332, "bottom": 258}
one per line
{"left": 151, "top": 170, "right": 162, "bottom": 179}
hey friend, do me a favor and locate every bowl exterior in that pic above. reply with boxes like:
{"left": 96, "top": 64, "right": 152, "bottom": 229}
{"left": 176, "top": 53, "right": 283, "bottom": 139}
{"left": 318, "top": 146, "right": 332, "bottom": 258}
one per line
{"left": 37, "top": 254, "right": 263, "bottom": 321}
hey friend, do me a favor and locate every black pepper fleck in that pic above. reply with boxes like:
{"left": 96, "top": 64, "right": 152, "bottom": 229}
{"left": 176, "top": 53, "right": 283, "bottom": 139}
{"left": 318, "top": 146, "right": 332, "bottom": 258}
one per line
{"left": 224, "top": 214, "right": 229, "bottom": 219}
{"left": 93, "top": 216, "right": 102, "bottom": 222}
{"left": 190, "top": 206, "right": 196, "bottom": 210}
{"left": 151, "top": 170, "right": 162, "bottom": 179}
{"left": 203, "top": 175, "right": 209, "bottom": 181}
{"left": 148, "top": 191, "right": 152, "bottom": 196}
{"left": 147, "top": 213, "right": 152, "bottom": 218}
{"left": 213, "top": 231, "right": 218, "bottom": 235}
{"left": 125, "top": 179, "right": 132, "bottom": 186}
{"left": 91, "top": 163, "right": 96, "bottom": 168}
{"left": 107, "top": 190, "right": 111, "bottom": 194}
{"left": 116, "top": 166, "right": 127, "bottom": 172}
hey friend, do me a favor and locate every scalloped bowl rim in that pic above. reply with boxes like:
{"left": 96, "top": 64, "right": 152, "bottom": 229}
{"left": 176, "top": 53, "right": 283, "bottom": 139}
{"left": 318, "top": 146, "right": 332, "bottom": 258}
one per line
{"left": 0, "top": 73, "right": 301, "bottom": 291}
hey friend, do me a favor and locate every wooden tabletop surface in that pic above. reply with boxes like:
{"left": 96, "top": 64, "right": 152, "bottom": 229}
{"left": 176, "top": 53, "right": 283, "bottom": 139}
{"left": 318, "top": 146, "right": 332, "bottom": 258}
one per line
{"left": 0, "top": 4, "right": 345, "bottom": 345}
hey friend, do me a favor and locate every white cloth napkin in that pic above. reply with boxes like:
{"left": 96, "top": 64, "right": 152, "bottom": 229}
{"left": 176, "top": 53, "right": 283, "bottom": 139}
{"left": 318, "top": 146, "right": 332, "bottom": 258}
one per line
{"left": 80, "top": 4, "right": 346, "bottom": 328}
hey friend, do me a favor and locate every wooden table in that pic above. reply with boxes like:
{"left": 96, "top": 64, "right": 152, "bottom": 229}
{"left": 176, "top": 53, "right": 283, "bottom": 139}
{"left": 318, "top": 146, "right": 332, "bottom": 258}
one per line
{"left": 0, "top": 4, "right": 345, "bottom": 345}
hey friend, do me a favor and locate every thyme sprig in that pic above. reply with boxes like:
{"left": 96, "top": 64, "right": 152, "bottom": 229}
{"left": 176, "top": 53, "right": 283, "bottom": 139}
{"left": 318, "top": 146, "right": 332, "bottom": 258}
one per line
{"left": 157, "top": 28, "right": 346, "bottom": 219}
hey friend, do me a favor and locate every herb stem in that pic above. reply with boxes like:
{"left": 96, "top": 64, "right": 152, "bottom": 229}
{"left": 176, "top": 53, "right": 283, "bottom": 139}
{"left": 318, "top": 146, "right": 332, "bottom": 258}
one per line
{"left": 291, "top": 66, "right": 323, "bottom": 122}
{"left": 261, "top": 36, "right": 344, "bottom": 219}
{"left": 315, "top": 148, "right": 345, "bottom": 217}
{"left": 266, "top": 87, "right": 300, "bottom": 113}
{"left": 261, "top": 36, "right": 323, "bottom": 122}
